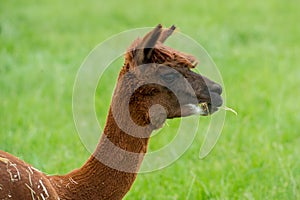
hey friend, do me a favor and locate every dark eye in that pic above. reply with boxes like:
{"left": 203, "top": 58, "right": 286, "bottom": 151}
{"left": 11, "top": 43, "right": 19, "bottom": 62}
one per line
{"left": 160, "top": 73, "right": 178, "bottom": 83}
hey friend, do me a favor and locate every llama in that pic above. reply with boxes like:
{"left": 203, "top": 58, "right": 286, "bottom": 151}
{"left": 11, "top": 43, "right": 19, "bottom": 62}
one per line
{"left": 0, "top": 24, "right": 222, "bottom": 200}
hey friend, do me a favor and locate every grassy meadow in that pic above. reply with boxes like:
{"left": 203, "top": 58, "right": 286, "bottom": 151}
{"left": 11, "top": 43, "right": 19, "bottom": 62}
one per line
{"left": 1, "top": 0, "right": 300, "bottom": 199}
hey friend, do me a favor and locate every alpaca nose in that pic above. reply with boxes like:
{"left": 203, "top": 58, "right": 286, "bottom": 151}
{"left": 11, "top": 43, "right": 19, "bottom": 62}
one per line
{"left": 210, "top": 92, "right": 223, "bottom": 107}
{"left": 209, "top": 83, "right": 222, "bottom": 95}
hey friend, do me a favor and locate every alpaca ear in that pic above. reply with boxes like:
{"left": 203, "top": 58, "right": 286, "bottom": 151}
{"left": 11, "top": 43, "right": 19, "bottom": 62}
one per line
{"left": 134, "top": 24, "right": 163, "bottom": 65}
{"left": 158, "top": 25, "right": 176, "bottom": 43}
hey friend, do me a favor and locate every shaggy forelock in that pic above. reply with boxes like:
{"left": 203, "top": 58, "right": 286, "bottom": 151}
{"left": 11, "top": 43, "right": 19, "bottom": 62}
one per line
{"left": 125, "top": 39, "right": 198, "bottom": 70}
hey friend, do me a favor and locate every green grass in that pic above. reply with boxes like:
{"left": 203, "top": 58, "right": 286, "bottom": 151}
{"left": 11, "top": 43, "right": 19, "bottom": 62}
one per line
{"left": 1, "top": 0, "right": 300, "bottom": 199}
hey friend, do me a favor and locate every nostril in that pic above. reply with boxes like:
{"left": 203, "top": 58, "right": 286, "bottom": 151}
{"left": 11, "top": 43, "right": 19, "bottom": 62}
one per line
{"left": 210, "top": 83, "right": 222, "bottom": 94}
{"left": 210, "top": 92, "right": 223, "bottom": 107}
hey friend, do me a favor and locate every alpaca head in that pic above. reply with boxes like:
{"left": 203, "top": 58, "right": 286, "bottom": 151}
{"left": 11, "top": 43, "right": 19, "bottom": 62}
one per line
{"left": 114, "top": 24, "right": 222, "bottom": 129}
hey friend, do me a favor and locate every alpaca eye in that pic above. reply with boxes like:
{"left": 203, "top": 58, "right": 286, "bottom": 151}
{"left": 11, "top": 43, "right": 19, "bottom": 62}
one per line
{"left": 160, "top": 73, "right": 178, "bottom": 83}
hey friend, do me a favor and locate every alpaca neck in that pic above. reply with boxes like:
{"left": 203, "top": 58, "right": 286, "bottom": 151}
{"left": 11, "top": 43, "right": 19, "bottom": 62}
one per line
{"left": 91, "top": 107, "right": 153, "bottom": 170}
{"left": 50, "top": 105, "right": 154, "bottom": 200}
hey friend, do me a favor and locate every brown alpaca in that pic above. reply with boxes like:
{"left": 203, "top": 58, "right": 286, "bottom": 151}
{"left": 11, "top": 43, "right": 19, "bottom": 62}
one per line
{"left": 0, "top": 24, "right": 222, "bottom": 200}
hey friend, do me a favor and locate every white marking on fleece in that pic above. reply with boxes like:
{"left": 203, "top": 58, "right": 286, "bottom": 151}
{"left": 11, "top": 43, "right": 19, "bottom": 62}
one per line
{"left": 39, "top": 179, "right": 49, "bottom": 200}
{"left": 7, "top": 162, "right": 21, "bottom": 182}
{"left": 26, "top": 169, "right": 35, "bottom": 200}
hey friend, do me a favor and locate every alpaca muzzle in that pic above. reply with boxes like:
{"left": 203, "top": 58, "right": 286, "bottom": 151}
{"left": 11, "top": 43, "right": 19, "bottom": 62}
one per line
{"left": 196, "top": 77, "right": 223, "bottom": 116}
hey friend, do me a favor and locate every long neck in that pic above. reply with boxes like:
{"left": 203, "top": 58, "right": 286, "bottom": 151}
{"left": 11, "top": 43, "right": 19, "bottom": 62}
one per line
{"left": 49, "top": 83, "right": 154, "bottom": 200}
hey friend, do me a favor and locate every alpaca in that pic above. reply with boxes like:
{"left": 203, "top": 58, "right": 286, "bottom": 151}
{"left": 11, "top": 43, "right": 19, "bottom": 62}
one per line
{"left": 0, "top": 24, "right": 222, "bottom": 200}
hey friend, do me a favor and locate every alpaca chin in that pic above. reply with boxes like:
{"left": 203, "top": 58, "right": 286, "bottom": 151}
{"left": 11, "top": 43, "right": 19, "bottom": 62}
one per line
{"left": 149, "top": 104, "right": 167, "bottom": 129}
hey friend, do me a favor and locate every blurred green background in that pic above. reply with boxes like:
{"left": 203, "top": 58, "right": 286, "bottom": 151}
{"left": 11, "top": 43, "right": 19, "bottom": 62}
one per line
{"left": 1, "top": 0, "right": 299, "bottom": 199}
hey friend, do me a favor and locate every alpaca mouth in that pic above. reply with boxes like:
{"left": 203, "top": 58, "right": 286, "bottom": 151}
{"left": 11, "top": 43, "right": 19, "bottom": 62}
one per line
{"left": 180, "top": 102, "right": 221, "bottom": 117}
{"left": 199, "top": 91, "right": 223, "bottom": 116}
{"left": 179, "top": 92, "right": 222, "bottom": 117}
{"left": 198, "top": 102, "right": 219, "bottom": 116}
